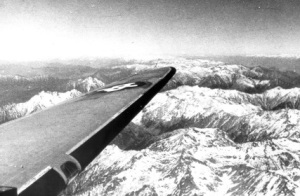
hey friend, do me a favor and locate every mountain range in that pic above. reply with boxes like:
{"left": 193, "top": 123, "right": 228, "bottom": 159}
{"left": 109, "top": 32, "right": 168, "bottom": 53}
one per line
{"left": 1, "top": 57, "right": 300, "bottom": 195}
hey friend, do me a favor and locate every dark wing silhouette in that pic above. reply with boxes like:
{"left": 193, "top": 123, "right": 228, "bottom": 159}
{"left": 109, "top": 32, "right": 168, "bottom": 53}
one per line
{"left": 0, "top": 67, "right": 176, "bottom": 196}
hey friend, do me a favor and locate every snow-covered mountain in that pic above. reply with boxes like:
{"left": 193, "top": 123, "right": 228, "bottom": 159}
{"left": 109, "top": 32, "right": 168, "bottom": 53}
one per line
{"left": 116, "top": 58, "right": 300, "bottom": 93}
{"left": 63, "top": 127, "right": 300, "bottom": 196}
{"left": 67, "top": 77, "right": 105, "bottom": 92}
{"left": 2, "top": 57, "right": 300, "bottom": 195}
{"left": 0, "top": 75, "right": 105, "bottom": 124}
{"left": 0, "top": 72, "right": 105, "bottom": 106}
{"left": 0, "top": 90, "right": 82, "bottom": 124}
{"left": 59, "top": 58, "right": 300, "bottom": 196}
{"left": 132, "top": 86, "right": 300, "bottom": 143}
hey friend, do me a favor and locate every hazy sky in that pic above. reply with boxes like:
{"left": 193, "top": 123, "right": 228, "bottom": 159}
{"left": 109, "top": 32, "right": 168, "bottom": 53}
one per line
{"left": 0, "top": 0, "right": 300, "bottom": 61}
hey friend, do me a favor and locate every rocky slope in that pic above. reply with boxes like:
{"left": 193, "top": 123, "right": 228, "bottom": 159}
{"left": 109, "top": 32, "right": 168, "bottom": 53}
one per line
{"left": 58, "top": 58, "right": 300, "bottom": 196}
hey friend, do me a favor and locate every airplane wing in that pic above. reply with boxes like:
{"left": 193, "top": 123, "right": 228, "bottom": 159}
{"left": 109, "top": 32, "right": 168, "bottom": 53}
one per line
{"left": 0, "top": 67, "right": 176, "bottom": 196}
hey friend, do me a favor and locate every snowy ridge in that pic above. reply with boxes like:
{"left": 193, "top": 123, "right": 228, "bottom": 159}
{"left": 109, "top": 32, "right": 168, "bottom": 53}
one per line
{"left": 0, "top": 76, "right": 104, "bottom": 124}
{"left": 117, "top": 58, "right": 273, "bottom": 92}
{"left": 117, "top": 58, "right": 300, "bottom": 93}
{"left": 0, "top": 90, "right": 81, "bottom": 124}
{"left": 132, "top": 86, "right": 300, "bottom": 143}
{"left": 63, "top": 127, "right": 300, "bottom": 196}
{"left": 67, "top": 77, "right": 105, "bottom": 92}
{"left": 2, "top": 57, "right": 298, "bottom": 195}
{"left": 59, "top": 58, "right": 300, "bottom": 196}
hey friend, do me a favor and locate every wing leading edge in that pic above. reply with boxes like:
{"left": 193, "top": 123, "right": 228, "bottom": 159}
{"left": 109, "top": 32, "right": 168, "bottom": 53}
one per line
{"left": 0, "top": 67, "right": 176, "bottom": 196}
